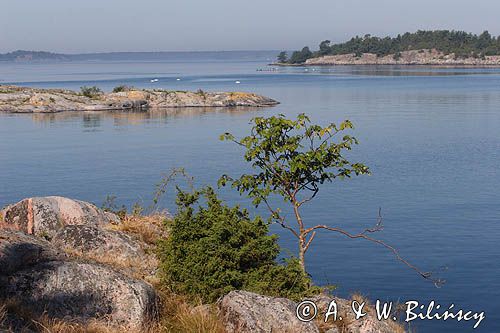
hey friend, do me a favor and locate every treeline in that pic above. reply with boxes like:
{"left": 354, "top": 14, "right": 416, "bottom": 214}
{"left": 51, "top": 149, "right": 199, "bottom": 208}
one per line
{"left": 278, "top": 30, "right": 500, "bottom": 64}
{"left": 0, "top": 50, "right": 68, "bottom": 61}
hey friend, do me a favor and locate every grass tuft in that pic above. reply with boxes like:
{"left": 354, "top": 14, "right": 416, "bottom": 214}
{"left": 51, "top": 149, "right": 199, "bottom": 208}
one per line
{"left": 154, "top": 291, "right": 225, "bottom": 333}
{"left": 108, "top": 212, "right": 169, "bottom": 245}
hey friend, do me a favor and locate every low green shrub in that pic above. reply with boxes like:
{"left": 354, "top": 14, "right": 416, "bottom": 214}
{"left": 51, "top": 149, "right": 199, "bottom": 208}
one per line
{"left": 158, "top": 186, "right": 319, "bottom": 303}
{"left": 80, "top": 86, "right": 103, "bottom": 98}
{"left": 112, "top": 85, "right": 132, "bottom": 93}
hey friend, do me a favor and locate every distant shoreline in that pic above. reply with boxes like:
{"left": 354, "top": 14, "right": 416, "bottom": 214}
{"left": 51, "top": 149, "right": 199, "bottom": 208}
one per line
{"left": 273, "top": 49, "right": 500, "bottom": 67}
{"left": 271, "top": 62, "right": 500, "bottom": 68}
{"left": 0, "top": 50, "right": 279, "bottom": 63}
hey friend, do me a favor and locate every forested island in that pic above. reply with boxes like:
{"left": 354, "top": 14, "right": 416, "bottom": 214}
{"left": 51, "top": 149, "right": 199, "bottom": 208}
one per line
{"left": 278, "top": 30, "right": 500, "bottom": 65}
{"left": 0, "top": 50, "right": 69, "bottom": 62}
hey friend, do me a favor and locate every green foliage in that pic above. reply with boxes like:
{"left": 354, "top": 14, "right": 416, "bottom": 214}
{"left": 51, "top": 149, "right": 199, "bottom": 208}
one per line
{"left": 319, "top": 40, "right": 331, "bottom": 56}
{"left": 112, "top": 85, "right": 132, "bottom": 93}
{"left": 287, "top": 30, "right": 500, "bottom": 63}
{"left": 288, "top": 47, "right": 313, "bottom": 64}
{"left": 80, "top": 86, "right": 103, "bottom": 98}
{"left": 277, "top": 51, "right": 288, "bottom": 63}
{"left": 219, "top": 114, "right": 369, "bottom": 207}
{"left": 245, "top": 257, "right": 323, "bottom": 300}
{"left": 158, "top": 186, "right": 317, "bottom": 303}
{"left": 219, "top": 114, "right": 369, "bottom": 272}
{"left": 0, "top": 50, "right": 67, "bottom": 62}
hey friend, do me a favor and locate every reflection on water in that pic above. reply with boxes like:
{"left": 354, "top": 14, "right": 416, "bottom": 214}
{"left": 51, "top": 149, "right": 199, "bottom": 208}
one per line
{"left": 82, "top": 114, "right": 101, "bottom": 130}
{"left": 29, "top": 106, "right": 263, "bottom": 128}
{"left": 280, "top": 65, "right": 500, "bottom": 77}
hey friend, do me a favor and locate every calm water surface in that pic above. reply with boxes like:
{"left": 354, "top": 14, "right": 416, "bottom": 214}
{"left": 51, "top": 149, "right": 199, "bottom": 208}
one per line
{"left": 1, "top": 54, "right": 499, "bottom": 332}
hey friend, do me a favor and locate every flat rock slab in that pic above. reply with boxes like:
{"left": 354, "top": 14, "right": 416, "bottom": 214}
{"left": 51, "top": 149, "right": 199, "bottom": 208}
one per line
{"left": 0, "top": 230, "right": 159, "bottom": 330}
{"left": 0, "top": 230, "right": 66, "bottom": 275}
{"left": 51, "top": 224, "right": 150, "bottom": 266}
{"left": 0, "top": 196, "right": 120, "bottom": 238}
{"left": 218, "top": 290, "right": 319, "bottom": 333}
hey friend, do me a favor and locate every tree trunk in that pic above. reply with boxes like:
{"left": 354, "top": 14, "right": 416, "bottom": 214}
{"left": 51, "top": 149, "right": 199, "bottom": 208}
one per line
{"left": 293, "top": 198, "right": 307, "bottom": 275}
{"left": 299, "top": 235, "right": 306, "bottom": 274}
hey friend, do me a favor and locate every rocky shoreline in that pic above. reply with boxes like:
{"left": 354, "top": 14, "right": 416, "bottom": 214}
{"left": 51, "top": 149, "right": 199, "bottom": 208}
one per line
{"left": 0, "top": 196, "right": 404, "bottom": 333}
{"left": 279, "top": 49, "right": 500, "bottom": 66}
{"left": 0, "top": 85, "right": 279, "bottom": 113}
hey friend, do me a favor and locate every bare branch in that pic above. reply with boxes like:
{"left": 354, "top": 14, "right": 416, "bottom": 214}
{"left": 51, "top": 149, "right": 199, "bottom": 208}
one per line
{"left": 150, "top": 167, "right": 194, "bottom": 212}
{"left": 304, "top": 231, "right": 317, "bottom": 253}
{"left": 297, "top": 187, "right": 319, "bottom": 207}
{"left": 362, "top": 207, "right": 384, "bottom": 234}
{"left": 227, "top": 138, "right": 246, "bottom": 147}
{"left": 262, "top": 198, "right": 300, "bottom": 239}
{"left": 303, "top": 224, "right": 442, "bottom": 285}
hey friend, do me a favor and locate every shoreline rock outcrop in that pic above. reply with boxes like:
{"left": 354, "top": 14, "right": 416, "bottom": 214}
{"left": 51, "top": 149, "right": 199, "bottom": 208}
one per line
{"left": 0, "top": 230, "right": 159, "bottom": 331}
{"left": 52, "top": 224, "right": 146, "bottom": 262}
{"left": 0, "top": 85, "right": 279, "bottom": 113}
{"left": 296, "top": 49, "right": 500, "bottom": 66}
{"left": 218, "top": 290, "right": 319, "bottom": 333}
{"left": 218, "top": 290, "right": 405, "bottom": 333}
{"left": 0, "top": 196, "right": 405, "bottom": 332}
{"left": 0, "top": 196, "right": 120, "bottom": 239}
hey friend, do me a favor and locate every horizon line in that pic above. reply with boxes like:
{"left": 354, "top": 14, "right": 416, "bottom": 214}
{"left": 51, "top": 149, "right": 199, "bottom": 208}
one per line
{"left": 1, "top": 49, "right": 283, "bottom": 55}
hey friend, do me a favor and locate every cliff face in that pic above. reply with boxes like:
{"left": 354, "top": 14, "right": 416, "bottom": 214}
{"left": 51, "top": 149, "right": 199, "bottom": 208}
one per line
{"left": 0, "top": 85, "right": 279, "bottom": 113}
{"left": 305, "top": 49, "right": 500, "bottom": 66}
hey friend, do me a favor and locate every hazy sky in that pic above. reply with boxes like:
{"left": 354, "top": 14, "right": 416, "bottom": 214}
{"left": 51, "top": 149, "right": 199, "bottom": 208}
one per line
{"left": 1, "top": 0, "right": 500, "bottom": 53}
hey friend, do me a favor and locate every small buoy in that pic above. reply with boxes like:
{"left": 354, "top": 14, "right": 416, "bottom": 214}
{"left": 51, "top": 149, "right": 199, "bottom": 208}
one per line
{"left": 235, "top": 81, "right": 241, "bottom": 84}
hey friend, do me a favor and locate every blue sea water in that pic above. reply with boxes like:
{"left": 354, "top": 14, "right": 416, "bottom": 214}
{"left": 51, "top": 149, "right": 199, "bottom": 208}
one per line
{"left": 1, "top": 53, "right": 499, "bottom": 332}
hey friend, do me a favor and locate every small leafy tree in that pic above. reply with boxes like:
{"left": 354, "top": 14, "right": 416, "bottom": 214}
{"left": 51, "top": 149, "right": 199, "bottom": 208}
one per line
{"left": 277, "top": 51, "right": 288, "bottom": 63}
{"left": 219, "top": 114, "right": 441, "bottom": 285}
{"left": 289, "top": 47, "right": 313, "bottom": 64}
{"left": 158, "top": 186, "right": 318, "bottom": 303}
{"left": 319, "top": 40, "right": 331, "bottom": 55}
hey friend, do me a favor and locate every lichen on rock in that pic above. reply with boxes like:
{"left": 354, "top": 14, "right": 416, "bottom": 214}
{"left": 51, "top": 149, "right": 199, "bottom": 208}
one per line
{"left": 0, "top": 230, "right": 159, "bottom": 331}
{"left": 0, "top": 196, "right": 120, "bottom": 239}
